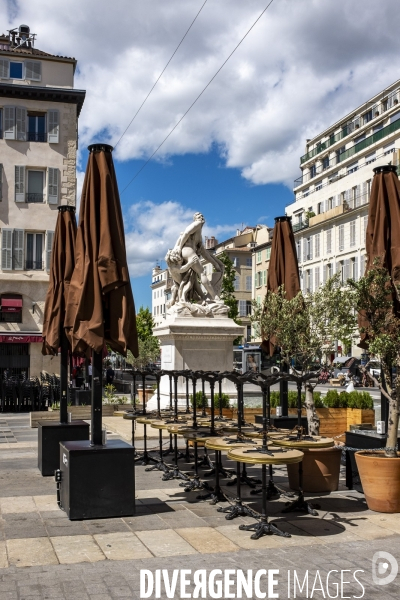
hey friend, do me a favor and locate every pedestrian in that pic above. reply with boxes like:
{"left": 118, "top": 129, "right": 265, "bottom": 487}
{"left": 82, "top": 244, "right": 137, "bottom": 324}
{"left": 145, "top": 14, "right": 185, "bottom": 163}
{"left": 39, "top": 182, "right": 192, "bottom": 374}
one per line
{"left": 106, "top": 365, "right": 115, "bottom": 386}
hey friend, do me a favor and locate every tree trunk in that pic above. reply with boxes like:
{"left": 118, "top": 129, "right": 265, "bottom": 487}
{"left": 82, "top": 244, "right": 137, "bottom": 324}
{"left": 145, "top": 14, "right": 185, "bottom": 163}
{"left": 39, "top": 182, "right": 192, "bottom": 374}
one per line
{"left": 304, "top": 382, "right": 320, "bottom": 436}
{"left": 384, "top": 360, "right": 399, "bottom": 457}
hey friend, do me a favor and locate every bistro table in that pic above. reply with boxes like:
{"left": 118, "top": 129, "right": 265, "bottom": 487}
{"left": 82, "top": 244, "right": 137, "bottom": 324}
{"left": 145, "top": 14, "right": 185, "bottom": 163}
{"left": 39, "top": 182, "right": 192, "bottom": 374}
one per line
{"left": 181, "top": 430, "right": 219, "bottom": 492}
{"left": 227, "top": 445, "right": 304, "bottom": 539}
{"left": 272, "top": 435, "right": 334, "bottom": 515}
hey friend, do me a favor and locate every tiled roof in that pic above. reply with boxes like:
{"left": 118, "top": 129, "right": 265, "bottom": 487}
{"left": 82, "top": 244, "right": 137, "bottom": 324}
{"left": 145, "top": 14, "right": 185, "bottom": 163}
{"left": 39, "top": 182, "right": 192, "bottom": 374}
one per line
{"left": 0, "top": 46, "right": 75, "bottom": 61}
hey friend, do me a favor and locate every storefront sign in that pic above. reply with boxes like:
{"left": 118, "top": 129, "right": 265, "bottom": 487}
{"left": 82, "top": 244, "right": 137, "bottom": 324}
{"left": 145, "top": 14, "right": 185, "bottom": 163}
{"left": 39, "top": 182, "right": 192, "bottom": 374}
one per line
{"left": 0, "top": 335, "right": 43, "bottom": 343}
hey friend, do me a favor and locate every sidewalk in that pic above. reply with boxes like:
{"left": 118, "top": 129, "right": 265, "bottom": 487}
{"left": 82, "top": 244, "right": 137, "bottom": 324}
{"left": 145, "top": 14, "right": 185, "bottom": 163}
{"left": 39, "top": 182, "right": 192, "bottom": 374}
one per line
{"left": 0, "top": 414, "right": 399, "bottom": 599}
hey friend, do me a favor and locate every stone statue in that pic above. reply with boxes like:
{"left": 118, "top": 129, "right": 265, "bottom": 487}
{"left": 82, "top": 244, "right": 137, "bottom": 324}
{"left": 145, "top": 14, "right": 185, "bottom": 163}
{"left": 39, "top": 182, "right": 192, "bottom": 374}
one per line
{"left": 165, "top": 212, "right": 228, "bottom": 317}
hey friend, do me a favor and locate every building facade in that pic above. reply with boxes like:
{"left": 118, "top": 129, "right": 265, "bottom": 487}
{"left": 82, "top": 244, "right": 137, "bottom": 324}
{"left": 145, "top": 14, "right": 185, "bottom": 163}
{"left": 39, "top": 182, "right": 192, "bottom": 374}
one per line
{"left": 286, "top": 78, "right": 400, "bottom": 354}
{"left": 0, "top": 25, "right": 85, "bottom": 377}
{"left": 251, "top": 225, "right": 272, "bottom": 342}
{"left": 151, "top": 265, "right": 168, "bottom": 327}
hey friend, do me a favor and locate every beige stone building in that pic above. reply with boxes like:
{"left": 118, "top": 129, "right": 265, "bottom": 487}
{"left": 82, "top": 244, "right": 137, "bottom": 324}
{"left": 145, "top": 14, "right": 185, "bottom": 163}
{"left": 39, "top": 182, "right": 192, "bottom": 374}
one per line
{"left": 0, "top": 25, "right": 85, "bottom": 377}
{"left": 251, "top": 225, "right": 272, "bottom": 342}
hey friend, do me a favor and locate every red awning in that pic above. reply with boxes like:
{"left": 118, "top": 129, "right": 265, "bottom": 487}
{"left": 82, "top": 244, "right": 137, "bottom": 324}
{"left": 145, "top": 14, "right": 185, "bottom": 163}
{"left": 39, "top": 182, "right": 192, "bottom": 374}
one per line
{"left": 1, "top": 298, "right": 23, "bottom": 312}
{"left": 0, "top": 335, "right": 43, "bottom": 343}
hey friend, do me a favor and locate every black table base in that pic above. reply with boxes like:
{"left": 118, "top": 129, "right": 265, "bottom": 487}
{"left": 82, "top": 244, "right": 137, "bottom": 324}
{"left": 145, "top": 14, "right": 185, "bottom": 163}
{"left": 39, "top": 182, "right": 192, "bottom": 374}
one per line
{"left": 239, "top": 517, "right": 290, "bottom": 539}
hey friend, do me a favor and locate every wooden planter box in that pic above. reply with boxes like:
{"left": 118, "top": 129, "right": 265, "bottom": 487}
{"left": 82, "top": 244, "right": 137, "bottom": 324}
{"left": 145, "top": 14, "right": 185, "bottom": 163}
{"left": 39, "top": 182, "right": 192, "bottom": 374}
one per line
{"left": 30, "top": 405, "right": 115, "bottom": 428}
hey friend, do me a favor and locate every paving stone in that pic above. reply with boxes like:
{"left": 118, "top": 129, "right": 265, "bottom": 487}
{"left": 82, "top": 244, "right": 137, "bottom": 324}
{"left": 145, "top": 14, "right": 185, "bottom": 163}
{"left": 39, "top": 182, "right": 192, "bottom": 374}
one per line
{"left": 33, "top": 496, "right": 59, "bottom": 513}
{"left": 6, "top": 538, "right": 58, "bottom": 567}
{"left": 93, "top": 532, "right": 152, "bottom": 560}
{"left": 84, "top": 519, "right": 131, "bottom": 535}
{"left": 0, "top": 496, "right": 36, "bottom": 514}
{"left": 135, "top": 528, "right": 198, "bottom": 557}
{"left": 0, "top": 540, "right": 8, "bottom": 568}
{"left": 50, "top": 535, "right": 105, "bottom": 564}
{"left": 175, "top": 526, "right": 239, "bottom": 553}
{"left": 123, "top": 514, "right": 170, "bottom": 531}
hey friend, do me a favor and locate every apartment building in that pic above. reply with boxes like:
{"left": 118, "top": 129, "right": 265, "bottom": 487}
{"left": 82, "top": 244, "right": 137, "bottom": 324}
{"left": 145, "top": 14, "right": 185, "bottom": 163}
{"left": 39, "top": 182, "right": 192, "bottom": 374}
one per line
{"left": 0, "top": 25, "right": 85, "bottom": 377}
{"left": 251, "top": 225, "right": 272, "bottom": 342}
{"left": 151, "top": 265, "right": 168, "bottom": 327}
{"left": 286, "top": 78, "right": 400, "bottom": 353}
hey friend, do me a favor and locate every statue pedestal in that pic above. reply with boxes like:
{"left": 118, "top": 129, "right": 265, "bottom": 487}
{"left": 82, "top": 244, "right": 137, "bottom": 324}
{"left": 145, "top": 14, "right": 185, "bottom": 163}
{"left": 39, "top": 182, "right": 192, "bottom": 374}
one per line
{"left": 147, "top": 315, "right": 244, "bottom": 410}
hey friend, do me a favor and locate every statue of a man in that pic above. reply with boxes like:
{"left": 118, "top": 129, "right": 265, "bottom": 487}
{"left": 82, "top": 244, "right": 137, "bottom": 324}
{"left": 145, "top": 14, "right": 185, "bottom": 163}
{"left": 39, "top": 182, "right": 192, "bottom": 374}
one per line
{"left": 166, "top": 212, "right": 225, "bottom": 310}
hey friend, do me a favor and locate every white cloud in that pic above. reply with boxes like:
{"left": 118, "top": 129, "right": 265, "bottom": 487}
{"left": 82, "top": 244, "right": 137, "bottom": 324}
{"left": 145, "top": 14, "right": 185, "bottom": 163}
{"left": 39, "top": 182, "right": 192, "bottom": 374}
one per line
{"left": 124, "top": 200, "right": 239, "bottom": 277}
{"left": 4, "top": 0, "right": 400, "bottom": 191}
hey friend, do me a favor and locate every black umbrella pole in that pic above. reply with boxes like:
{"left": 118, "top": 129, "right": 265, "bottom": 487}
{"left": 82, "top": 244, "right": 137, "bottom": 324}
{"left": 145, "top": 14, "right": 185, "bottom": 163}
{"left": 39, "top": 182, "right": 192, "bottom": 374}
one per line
{"left": 91, "top": 350, "right": 103, "bottom": 445}
{"left": 59, "top": 329, "right": 69, "bottom": 424}
{"left": 280, "top": 361, "right": 288, "bottom": 416}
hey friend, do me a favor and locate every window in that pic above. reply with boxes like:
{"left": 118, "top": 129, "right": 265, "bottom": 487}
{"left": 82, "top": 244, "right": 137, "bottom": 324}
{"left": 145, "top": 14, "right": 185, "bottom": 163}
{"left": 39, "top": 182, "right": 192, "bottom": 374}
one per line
{"left": 351, "top": 256, "right": 359, "bottom": 281}
{"left": 10, "top": 61, "right": 23, "bottom": 79}
{"left": 262, "top": 270, "right": 267, "bottom": 286}
{"left": 347, "top": 162, "right": 358, "bottom": 175}
{"left": 26, "top": 233, "right": 43, "bottom": 270}
{"left": 338, "top": 224, "right": 344, "bottom": 251}
{"left": 246, "top": 257, "right": 252, "bottom": 267}
{"left": 354, "top": 134, "right": 366, "bottom": 145}
{"left": 4, "top": 106, "right": 26, "bottom": 141}
{"left": 315, "top": 266, "right": 320, "bottom": 289}
{"left": 0, "top": 294, "right": 23, "bottom": 323}
{"left": 322, "top": 156, "right": 329, "bottom": 170}
{"left": 315, "top": 181, "right": 322, "bottom": 191}
{"left": 238, "top": 300, "right": 247, "bottom": 317}
{"left": 265, "top": 247, "right": 271, "bottom": 261}
{"left": 310, "top": 164, "right": 316, "bottom": 179}
{"left": 336, "top": 146, "right": 346, "bottom": 162}
{"left": 232, "top": 257, "right": 239, "bottom": 267}
{"left": 245, "top": 275, "right": 252, "bottom": 291}
{"left": 317, "top": 202, "right": 322, "bottom": 215}
{"left": 303, "top": 187, "right": 310, "bottom": 197}
{"left": 314, "top": 233, "right": 320, "bottom": 258}
{"left": 256, "top": 296, "right": 261, "bottom": 305}
{"left": 234, "top": 275, "right": 240, "bottom": 291}
{"left": 362, "top": 216, "right": 368, "bottom": 243}
{"left": 256, "top": 251, "right": 262, "bottom": 263}
{"left": 360, "top": 255, "right": 365, "bottom": 276}
{"left": 28, "top": 113, "right": 46, "bottom": 142}
{"left": 337, "top": 261, "right": 344, "bottom": 283}
{"left": 363, "top": 109, "right": 373, "bottom": 124}
{"left": 350, "top": 220, "right": 356, "bottom": 247}
{"left": 0, "top": 163, "right": 3, "bottom": 200}
{"left": 327, "top": 197, "right": 333, "bottom": 210}
{"left": 365, "top": 152, "right": 376, "bottom": 165}
{"left": 373, "top": 122, "right": 383, "bottom": 133}
{"left": 246, "top": 300, "right": 252, "bottom": 316}
{"left": 26, "top": 170, "right": 44, "bottom": 203}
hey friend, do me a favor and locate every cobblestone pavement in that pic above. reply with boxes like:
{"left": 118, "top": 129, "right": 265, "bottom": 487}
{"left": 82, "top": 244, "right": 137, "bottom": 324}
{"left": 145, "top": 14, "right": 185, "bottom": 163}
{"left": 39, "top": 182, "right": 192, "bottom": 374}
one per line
{"left": 0, "top": 414, "right": 399, "bottom": 599}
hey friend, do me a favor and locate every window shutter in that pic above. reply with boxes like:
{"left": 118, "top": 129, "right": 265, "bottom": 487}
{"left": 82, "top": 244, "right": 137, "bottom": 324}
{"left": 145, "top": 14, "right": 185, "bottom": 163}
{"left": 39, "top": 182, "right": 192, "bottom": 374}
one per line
{"left": 0, "top": 58, "right": 10, "bottom": 78}
{"left": 362, "top": 182, "right": 368, "bottom": 205}
{"left": 344, "top": 259, "right": 350, "bottom": 281}
{"left": 323, "top": 264, "right": 327, "bottom": 283}
{"left": 338, "top": 224, "right": 344, "bottom": 251}
{"left": 315, "top": 266, "right": 320, "bottom": 288}
{"left": 12, "top": 229, "right": 24, "bottom": 270}
{"left": 303, "top": 238, "right": 307, "bottom": 262}
{"left": 360, "top": 255, "right": 365, "bottom": 276}
{"left": 48, "top": 110, "right": 59, "bottom": 143}
{"left": 0, "top": 163, "right": 2, "bottom": 201}
{"left": 1, "top": 229, "right": 13, "bottom": 270}
{"left": 344, "top": 189, "right": 351, "bottom": 207}
{"left": 309, "top": 236, "right": 313, "bottom": 260}
{"left": 309, "top": 268, "right": 313, "bottom": 293}
{"left": 4, "top": 106, "right": 16, "bottom": 139}
{"left": 15, "top": 107, "right": 27, "bottom": 141}
{"left": 25, "top": 60, "right": 41, "bottom": 81}
{"left": 47, "top": 167, "right": 59, "bottom": 204}
{"left": 46, "top": 231, "right": 54, "bottom": 270}
{"left": 15, "top": 166, "right": 25, "bottom": 202}
{"left": 355, "top": 185, "right": 361, "bottom": 207}
{"left": 354, "top": 256, "right": 359, "bottom": 281}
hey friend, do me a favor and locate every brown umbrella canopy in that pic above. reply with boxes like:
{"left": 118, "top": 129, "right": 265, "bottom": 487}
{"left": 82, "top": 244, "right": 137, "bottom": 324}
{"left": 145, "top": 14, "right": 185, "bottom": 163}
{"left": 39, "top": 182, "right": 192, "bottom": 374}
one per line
{"left": 64, "top": 144, "right": 138, "bottom": 357}
{"left": 42, "top": 206, "right": 77, "bottom": 355}
{"left": 262, "top": 216, "right": 301, "bottom": 355}
{"left": 359, "top": 164, "right": 400, "bottom": 347}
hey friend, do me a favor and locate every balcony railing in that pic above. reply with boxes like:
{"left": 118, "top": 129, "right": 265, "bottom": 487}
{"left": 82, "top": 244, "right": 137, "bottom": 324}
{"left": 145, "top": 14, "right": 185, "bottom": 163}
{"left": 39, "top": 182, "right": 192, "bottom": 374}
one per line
{"left": 292, "top": 221, "right": 309, "bottom": 232}
{"left": 300, "top": 91, "right": 400, "bottom": 164}
{"left": 25, "top": 260, "right": 43, "bottom": 270}
{"left": 336, "top": 117, "right": 400, "bottom": 164}
{"left": 26, "top": 193, "right": 44, "bottom": 203}
{"left": 27, "top": 132, "right": 47, "bottom": 142}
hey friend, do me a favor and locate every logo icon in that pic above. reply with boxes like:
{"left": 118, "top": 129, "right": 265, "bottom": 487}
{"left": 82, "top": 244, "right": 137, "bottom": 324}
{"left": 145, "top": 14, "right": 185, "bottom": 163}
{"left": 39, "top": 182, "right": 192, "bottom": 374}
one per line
{"left": 372, "top": 551, "right": 398, "bottom": 586}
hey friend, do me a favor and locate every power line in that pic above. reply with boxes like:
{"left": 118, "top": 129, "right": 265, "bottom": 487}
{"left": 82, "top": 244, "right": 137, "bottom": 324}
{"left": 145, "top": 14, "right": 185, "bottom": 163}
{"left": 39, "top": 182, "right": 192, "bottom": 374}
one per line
{"left": 114, "top": 0, "right": 209, "bottom": 150}
{"left": 120, "top": 0, "right": 275, "bottom": 195}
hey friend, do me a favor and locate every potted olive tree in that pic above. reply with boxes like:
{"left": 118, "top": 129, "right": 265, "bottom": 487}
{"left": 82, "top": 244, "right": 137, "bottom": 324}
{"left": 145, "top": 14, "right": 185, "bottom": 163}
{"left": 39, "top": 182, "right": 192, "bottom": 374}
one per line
{"left": 350, "top": 265, "right": 400, "bottom": 512}
{"left": 252, "top": 275, "right": 356, "bottom": 492}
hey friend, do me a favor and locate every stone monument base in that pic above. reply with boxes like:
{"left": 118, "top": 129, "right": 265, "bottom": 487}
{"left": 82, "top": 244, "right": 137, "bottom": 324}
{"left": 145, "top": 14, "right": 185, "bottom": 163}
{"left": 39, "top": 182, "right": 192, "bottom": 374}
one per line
{"left": 147, "top": 314, "right": 244, "bottom": 410}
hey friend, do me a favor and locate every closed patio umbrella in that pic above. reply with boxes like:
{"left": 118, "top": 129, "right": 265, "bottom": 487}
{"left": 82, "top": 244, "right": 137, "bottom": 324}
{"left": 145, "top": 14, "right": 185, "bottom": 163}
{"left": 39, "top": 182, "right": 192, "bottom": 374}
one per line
{"left": 42, "top": 205, "right": 77, "bottom": 423}
{"left": 359, "top": 163, "right": 400, "bottom": 427}
{"left": 65, "top": 143, "right": 138, "bottom": 444}
{"left": 263, "top": 215, "right": 301, "bottom": 416}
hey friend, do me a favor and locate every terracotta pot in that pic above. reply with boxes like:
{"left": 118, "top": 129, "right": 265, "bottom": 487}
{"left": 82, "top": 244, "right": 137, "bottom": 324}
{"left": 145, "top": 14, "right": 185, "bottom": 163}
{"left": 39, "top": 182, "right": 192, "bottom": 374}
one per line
{"left": 355, "top": 451, "right": 400, "bottom": 513}
{"left": 287, "top": 446, "right": 342, "bottom": 492}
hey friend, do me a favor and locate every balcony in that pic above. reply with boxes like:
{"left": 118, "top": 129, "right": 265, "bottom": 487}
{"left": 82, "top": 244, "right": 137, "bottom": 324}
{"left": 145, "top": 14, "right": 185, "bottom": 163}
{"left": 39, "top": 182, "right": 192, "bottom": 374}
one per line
{"left": 292, "top": 221, "right": 309, "bottom": 233}
{"left": 25, "top": 260, "right": 43, "bottom": 270}
{"left": 336, "top": 117, "right": 400, "bottom": 163}
{"left": 26, "top": 193, "right": 44, "bottom": 203}
{"left": 27, "top": 131, "right": 47, "bottom": 142}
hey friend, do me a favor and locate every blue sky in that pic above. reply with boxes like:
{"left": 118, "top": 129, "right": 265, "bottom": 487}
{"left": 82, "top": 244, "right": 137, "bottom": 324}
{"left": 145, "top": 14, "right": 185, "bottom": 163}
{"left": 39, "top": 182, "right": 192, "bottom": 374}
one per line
{"left": 4, "top": 0, "right": 400, "bottom": 310}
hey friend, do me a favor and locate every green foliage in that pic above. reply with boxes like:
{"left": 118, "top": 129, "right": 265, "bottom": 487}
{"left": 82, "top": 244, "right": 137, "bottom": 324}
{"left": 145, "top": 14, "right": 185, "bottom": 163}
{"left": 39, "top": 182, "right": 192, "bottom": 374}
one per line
{"left": 215, "top": 393, "right": 230, "bottom": 409}
{"left": 323, "top": 390, "right": 373, "bottom": 409}
{"left": 136, "top": 306, "right": 156, "bottom": 342}
{"left": 251, "top": 274, "right": 357, "bottom": 374}
{"left": 218, "top": 252, "right": 242, "bottom": 343}
{"left": 103, "top": 384, "right": 118, "bottom": 404}
{"left": 269, "top": 390, "right": 322, "bottom": 408}
{"left": 127, "top": 336, "right": 160, "bottom": 370}
{"left": 190, "top": 391, "right": 208, "bottom": 408}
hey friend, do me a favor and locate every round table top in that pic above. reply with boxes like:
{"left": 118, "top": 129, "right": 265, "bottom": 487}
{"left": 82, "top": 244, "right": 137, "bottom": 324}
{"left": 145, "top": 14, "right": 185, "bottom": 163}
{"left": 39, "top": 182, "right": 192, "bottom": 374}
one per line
{"left": 227, "top": 445, "right": 304, "bottom": 465}
{"left": 205, "top": 436, "right": 253, "bottom": 451}
{"left": 271, "top": 435, "right": 335, "bottom": 448}
{"left": 241, "top": 429, "right": 291, "bottom": 439}
{"left": 183, "top": 430, "right": 218, "bottom": 442}
{"left": 136, "top": 416, "right": 158, "bottom": 425}
{"left": 166, "top": 423, "right": 195, "bottom": 434}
